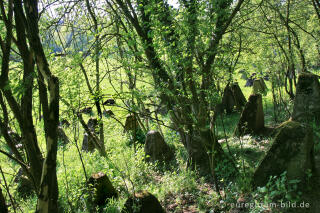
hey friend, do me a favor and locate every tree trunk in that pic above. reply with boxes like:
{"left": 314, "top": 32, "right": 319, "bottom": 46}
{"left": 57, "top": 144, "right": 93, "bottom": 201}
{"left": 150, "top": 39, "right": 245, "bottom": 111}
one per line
{"left": 1, "top": 0, "right": 45, "bottom": 191}
{"left": 170, "top": 107, "right": 228, "bottom": 174}
{"left": 36, "top": 76, "right": 59, "bottom": 213}
{"left": 0, "top": 186, "right": 8, "bottom": 213}
{"left": 113, "top": 0, "right": 244, "bottom": 176}
{"left": 177, "top": 126, "right": 230, "bottom": 175}
{"left": 23, "top": 0, "right": 60, "bottom": 211}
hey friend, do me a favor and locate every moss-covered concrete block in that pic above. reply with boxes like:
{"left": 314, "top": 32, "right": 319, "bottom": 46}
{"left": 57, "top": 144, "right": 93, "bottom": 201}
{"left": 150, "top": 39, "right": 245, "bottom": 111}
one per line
{"left": 253, "top": 121, "right": 314, "bottom": 187}
{"left": 292, "top": 72, "right": 320, "bottom": 124}
{"left": 144, "top": 130, "right": 174, "bottom": 162}
{"left": 221, "top": 82, "right": 247, "bottom": 113}
{"left": 122, "top": 190, "right": 164, "bottom": 213}
{"left": 88, "top": 172, "right": 118, "bottom": 206}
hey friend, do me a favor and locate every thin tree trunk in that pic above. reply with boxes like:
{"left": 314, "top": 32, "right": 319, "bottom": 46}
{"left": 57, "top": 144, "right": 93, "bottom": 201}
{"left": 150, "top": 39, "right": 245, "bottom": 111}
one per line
{"left": 0, "top": 186, "right": 8, "bottom": 213}
{"left": 24, "top": 0, "right": 60, "bottom": 211}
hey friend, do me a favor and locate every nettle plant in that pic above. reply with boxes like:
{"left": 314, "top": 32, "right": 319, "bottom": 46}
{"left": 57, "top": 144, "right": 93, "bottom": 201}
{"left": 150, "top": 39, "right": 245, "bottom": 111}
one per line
{"left": 253, "top": 171, "right": 302, "bottom": 211}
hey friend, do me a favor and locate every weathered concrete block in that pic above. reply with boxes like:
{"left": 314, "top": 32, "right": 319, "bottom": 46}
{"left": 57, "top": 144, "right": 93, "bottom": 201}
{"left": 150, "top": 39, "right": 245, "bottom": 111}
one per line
{"left": 292, "top": 72, "right": 320, "bottom": 124}
{"left": 253, "top": 121, "right": 314, "bottom": 187}
{"left": 144, "top": 130, "right": 174, "bottom": 162}
{"left": 122, "top": 190, "right": 164, "bottom": 213}
{"left": 234, "top": 94, "right": 264, "bottom": 136}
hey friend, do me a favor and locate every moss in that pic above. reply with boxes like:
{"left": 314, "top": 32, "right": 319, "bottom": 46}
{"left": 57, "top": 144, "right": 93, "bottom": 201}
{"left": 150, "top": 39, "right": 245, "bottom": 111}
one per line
{"left": 253, "top": 120, "right": 314, "bottom": 188}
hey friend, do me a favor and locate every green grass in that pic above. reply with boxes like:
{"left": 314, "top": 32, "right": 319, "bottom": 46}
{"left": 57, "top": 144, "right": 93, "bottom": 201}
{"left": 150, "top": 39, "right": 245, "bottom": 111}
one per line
{"left": 0, "top": 68, "right": 305, "bottom": 212}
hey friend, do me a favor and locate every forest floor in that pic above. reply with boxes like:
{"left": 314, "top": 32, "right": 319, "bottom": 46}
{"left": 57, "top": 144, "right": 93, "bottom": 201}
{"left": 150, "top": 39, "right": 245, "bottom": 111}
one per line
{"left": 297, "top": 153, "right": 320, "bottom": 213}
{"left": 4, "top": 78, "right": 320, "bottom": 213}
{"left": 159, "top": 132, "right": 320, "bottom": 213}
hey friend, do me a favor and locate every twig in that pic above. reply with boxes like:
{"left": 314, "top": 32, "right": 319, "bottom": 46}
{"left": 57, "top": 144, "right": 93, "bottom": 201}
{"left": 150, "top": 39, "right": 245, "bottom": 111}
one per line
{"left": 0, "top": 165, "right": 16, "bottom": 213}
